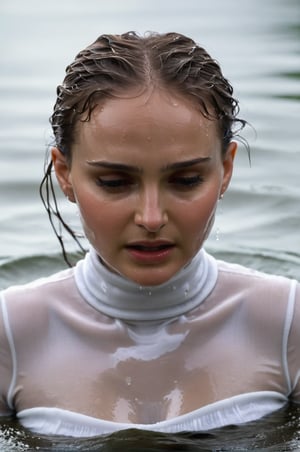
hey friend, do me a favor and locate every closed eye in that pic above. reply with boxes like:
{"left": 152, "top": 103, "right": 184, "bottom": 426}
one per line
{"left": 96, "top": 177, "right": 134, "bottom": 192}
{"left": 170, "top": 175, "right": 204, "bottom": 189}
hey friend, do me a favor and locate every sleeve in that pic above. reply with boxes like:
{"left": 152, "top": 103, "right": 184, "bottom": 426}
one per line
{"left": 287, "top": 281, "right": 300, "bottom": 402}
{"left": 0, "top": 293, "right": 15, "bottom": 415}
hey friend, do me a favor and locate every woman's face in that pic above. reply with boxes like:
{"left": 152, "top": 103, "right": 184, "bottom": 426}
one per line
{"left": 53, "top": 88, "right": 236, "bottom": 286}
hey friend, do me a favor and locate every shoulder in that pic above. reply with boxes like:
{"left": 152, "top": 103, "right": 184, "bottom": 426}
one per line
{"left": 0, "top": 266, "right": 85, "bottom": 349}
{"left": 1, "top": 268, "right": 74, "bottom": 296}
{"left": 211, "top": 257, "right": 299, "bottom": 325}
{"left": 0, "top": 267, "right": 77, "bottom": 322}
{"left": 216, "top": 258, "right": 296, "bottom": 293}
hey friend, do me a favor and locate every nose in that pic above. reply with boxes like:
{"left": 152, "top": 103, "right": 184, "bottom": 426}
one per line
{"left": 134, "top": 186, "right": 168, "bottom": 232}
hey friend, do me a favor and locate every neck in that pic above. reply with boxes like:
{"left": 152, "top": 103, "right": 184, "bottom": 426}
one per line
{"left": 74, "top": 247, "right": 218, "bottom": 322}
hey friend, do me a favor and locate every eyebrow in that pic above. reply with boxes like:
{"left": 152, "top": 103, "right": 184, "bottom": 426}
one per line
{"left": 86, "top": 161, "right": 141, "bottom": 172}
{"left": 164, "top": 157, "right": 211, "bottom": 171}
{"left": 86, "top": 157, "right": 211, "bottom": 172}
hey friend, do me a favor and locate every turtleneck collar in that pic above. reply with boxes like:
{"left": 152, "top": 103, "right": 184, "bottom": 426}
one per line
{"left": 74, "top": 247, "right": 218, "bottom": 322}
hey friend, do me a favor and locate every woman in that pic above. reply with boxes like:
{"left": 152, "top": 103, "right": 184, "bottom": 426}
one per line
{"left": 0, "top": 32, "right": 299, "bottom": 437}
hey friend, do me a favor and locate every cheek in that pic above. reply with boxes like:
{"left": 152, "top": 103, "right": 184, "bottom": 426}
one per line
{"left": 203, "top": 212, "right": 216, "bottom": 240}
{"left": 180, "top": 193, "right": 218, "bottom": 232}
{"left": 177, "top": 195, "right": 219, "bottom": 251}
{"left": 74, "top": 191, "right": 128, "bottom": 244}
{"left": 73, "top": 191, "right": 106, "bottom": 240}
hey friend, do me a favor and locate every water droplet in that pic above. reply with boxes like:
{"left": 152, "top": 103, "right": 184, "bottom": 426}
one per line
{"left": 148, "top": 291, "right": 152, "bottom": 296}
{"left": 139, "top": 286, "right": 143, "bottom": 291}
{"left": 172, "top": 285, "right": 177, "bottom": 291}
{"left": 101, "top": 282, "right": 107, "bottom": 293}
{"left": 188, "top": 46, "right": 196, "bottom": 55}
{"left": 126, "top": 377, "right": 132, "bottom": 386}
{"left": 184, "top": 289, "right": 189, "bottom": 297}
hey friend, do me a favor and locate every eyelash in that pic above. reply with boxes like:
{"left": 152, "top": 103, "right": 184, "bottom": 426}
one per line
{"left": 96, "top": 178, "right": 132, "bottom": 188}
{"left": 171, "top": 175, "right": 204, "bottom": 188}
{"left": 96, "top": 175, "right": 204, "bottom": 192}
{"left": 95, "top": 178, "right": 134, "bottom": 194}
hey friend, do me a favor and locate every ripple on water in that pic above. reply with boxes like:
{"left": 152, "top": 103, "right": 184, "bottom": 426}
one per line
{"left": 0, "top": 404, "right": 300, "bottom": 450}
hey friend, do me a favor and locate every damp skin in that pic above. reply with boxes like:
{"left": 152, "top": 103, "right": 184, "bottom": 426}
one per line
{"left": 97, "top": 318, "right": 190, "bottom": 423}
{"left": 52, "top": 87, "right": 236, "bottom": 286}
{"left": 1, "top": 218, "right": 299, "bottom": 432}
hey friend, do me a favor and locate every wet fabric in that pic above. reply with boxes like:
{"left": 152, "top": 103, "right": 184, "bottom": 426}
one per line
{"left": 0, "top": 248, "right": 299, "bottom": 437}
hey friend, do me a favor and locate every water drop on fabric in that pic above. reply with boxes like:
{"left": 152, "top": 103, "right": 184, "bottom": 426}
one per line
{"left": 184, "top": 283, "right": 190, "bottom": 297}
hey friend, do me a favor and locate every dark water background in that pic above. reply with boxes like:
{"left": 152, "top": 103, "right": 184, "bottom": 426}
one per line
{"left": 0, "top": 0, "right": 300, "bottom": 449}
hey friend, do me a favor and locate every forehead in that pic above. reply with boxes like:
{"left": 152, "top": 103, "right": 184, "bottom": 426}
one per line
{"left": 86, "top": 87, "right": 216, "bottom": 126}
{"left": 74, "top": 88, "right": 220, "bottom": 155}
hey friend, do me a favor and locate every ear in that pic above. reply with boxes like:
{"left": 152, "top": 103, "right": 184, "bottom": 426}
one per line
{"left": 51, "top": 147, "right": 76, "bottom": 202}
{"left": 220, "top": 141, "right": 237, "bottom": 197}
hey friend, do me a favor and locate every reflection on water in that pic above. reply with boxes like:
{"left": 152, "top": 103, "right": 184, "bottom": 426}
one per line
{"left": 0, "top": 404, "right": 300, "bottom": 451}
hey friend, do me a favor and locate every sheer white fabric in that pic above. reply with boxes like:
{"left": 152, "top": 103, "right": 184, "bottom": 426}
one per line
{"left": 0, "top": 248, "right": 299, "bottom": 437}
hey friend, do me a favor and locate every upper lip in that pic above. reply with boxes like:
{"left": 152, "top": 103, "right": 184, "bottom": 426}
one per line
{"left": 125, "top": 240, "right": 175, "bottom": 249}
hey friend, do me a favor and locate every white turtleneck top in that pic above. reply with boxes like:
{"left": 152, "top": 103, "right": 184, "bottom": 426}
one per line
{"left": 0, "top": 248, "right": 299, "bottom": 437}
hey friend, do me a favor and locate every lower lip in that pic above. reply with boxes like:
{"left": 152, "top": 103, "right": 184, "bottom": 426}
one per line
{"left": 126, "top": 246, "right": 174, "bottom": 263}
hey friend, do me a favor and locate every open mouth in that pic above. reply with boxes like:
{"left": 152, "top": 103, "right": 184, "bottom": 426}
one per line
{"left": 125, "top": 242, "right": 175, "bottom": 263}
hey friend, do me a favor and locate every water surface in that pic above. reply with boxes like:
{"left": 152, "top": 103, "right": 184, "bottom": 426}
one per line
{"left": 0, "top": 0, "right": 299, "bottom": 450}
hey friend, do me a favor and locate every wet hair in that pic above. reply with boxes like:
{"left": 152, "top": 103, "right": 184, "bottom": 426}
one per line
{"left": 40, "top": 31, "right": 247, "bottom": 266}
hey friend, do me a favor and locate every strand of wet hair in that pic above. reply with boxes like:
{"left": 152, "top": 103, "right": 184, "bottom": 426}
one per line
{"left": 39, "top": 161, "right": 86, "bottom": 267}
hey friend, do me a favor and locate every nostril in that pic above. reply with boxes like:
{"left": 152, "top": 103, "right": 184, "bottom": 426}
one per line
{"left": 134, "top": 190, "right": 168, "bottom": 231}
{"left": 134, "top": 211, "right": 168, "bottom": 232}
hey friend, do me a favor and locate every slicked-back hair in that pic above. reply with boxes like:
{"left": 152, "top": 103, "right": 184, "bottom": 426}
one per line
{"left": 41, "top": 31, "right": 247, "bottom": 266}
{"left": 51, "top": 31, "right": 245, "bottom": 160}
